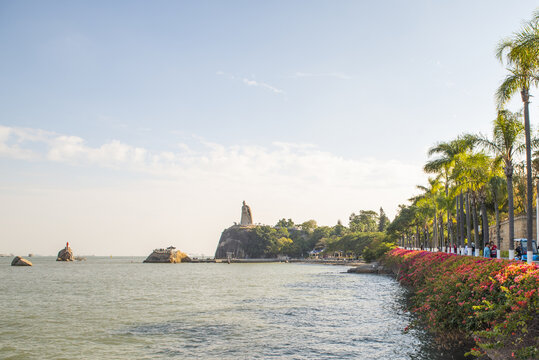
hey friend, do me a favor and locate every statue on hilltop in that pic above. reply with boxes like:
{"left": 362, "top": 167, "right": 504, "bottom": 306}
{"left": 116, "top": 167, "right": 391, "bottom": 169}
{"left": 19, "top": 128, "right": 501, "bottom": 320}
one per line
{"left": 240, "top": 201, "right": 253, "bottom": 225}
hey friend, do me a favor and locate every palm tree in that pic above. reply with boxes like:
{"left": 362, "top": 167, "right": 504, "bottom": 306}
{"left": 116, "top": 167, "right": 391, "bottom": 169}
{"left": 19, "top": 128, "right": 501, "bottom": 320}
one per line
{"left": 450, "top": 137, "right": 480, "bottom": 254}
{"left": 459, "top": 152, "right": 494, "bottom": 255}
{"left": 488, "top": 161, "right": 505, "bottom": 258}
{"left": 414, "top": 178, "right": 444, "bottom": 251}
{"left": 452, "top": 151, "right": 482, "bottom": 254}
{"left": 496, "top": 14, "right": 539, "bottom": 261}
{"left": 473, "top": 110, "right": 525, "bottom": 258}
{"left": 425, "top": 137, "right": 474, "bottom": 253}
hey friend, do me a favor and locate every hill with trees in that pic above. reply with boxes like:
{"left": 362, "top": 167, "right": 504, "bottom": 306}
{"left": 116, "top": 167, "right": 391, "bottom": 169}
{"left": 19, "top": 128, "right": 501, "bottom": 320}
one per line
{"left": 214, "top": 208, "right": 394, "bottom": 261}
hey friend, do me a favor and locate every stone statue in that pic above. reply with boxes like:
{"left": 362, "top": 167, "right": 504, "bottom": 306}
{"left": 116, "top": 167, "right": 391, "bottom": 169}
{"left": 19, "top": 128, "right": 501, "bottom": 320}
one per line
{"left": 240, "top": 201, "right": 253, "bottom": 225}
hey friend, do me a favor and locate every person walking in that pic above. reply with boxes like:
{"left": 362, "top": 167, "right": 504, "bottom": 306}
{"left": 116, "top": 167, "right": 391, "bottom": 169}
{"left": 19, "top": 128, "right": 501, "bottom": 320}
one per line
{"left": 490, "top": 242, "right": 497, "bottom": 258}
{"left": 515, "top": 243, "right": 522, "bottom": 259}
{"left": 483, "top": 243, "right": 491, "bottom": 258}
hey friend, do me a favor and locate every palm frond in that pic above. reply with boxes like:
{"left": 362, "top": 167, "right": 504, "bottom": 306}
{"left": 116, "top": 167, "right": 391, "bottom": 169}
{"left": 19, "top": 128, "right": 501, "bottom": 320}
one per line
{"left": 424, "top": 158, "right": 448, "bottom": 173}
{"left": 496, "top": 73, "right": 522, "bottom": 107}
{"left": 496, "top": 38, "right": 514, "bottom": 63}
{"left": 473, "top": 133, "right": 501, "bottom": 155}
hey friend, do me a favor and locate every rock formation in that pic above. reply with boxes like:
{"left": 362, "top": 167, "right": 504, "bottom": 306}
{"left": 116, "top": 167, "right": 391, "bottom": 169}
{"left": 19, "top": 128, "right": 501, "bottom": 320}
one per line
{"left": 11, "top": 256, "right": 32, "bottom": 266}
{"left": 215, "top": 226, "right": 258, "bottom": 259}
{"left": 347, "top": 262, "right": 391, "bottom": 274}
{"left": 143, "top": 246, "right": 191, "bottom": 263}
{"left": 240, "top": 200, "right": 253, "bottom": 226}
{"left": 57, "top": 242, "right": 74, "bottom": 261}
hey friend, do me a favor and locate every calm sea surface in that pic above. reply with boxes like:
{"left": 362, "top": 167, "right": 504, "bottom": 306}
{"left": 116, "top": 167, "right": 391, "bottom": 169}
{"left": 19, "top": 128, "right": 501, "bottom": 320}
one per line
{"left": 0, "top": 257, "right": 469, "bottom": 359}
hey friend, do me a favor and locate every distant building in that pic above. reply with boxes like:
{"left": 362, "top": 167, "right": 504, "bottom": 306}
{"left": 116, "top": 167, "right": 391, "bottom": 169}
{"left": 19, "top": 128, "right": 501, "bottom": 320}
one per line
{"left": 488, "top": 214, "right": 537, "bottom": 250}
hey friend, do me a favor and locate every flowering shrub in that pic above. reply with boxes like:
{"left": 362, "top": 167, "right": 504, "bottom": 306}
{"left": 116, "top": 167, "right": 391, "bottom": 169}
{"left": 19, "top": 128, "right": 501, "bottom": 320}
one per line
{"left": 382, "top": 249, "right": 539, "bottom": 359}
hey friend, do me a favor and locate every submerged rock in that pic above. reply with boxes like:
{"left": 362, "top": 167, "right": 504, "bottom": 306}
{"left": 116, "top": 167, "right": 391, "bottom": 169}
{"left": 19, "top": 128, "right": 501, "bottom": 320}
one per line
{"left": 143, "top": 246, "right": 191, "bottom": 263}
{"left": 347, "top": 262, "right": 392, "bottom": 274}
{"left": 11, "top": 256, "right": 32, "bottom": 266}
{"left": 57, "top": 243, "right": 74, "bottom": 261}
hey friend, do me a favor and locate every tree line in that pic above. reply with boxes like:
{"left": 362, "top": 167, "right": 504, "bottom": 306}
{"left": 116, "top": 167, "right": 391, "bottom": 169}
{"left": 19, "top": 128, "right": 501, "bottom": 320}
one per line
{"left": 243, "top": 208, "right": 394, "bottom": 261}
{"left": 388, "top": 11, "right": 539, "bottom": 261}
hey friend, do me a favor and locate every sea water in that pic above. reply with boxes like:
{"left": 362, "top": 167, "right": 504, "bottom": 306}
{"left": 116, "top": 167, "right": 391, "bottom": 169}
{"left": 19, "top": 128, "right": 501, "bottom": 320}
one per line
{"left": 0, "top": 257, "right": 468, "bottom": 359}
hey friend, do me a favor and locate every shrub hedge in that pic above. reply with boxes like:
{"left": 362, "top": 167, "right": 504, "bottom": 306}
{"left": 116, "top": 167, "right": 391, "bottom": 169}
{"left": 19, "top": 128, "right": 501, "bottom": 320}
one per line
{"left": 382, "top": 248, "right": 538, "bottom": 359}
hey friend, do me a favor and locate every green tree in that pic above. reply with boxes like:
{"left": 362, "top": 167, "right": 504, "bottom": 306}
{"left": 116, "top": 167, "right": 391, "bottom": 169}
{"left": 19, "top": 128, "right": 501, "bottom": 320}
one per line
{"left": 453, "top": 151, "right": 496, "bottom": 251}
{"left": 349, "top": 210, "right": 378, "bottom": 232}
{"left": 412, "top": 178, "right": 443, "bottom": 250}
{"left": 362, "top": 239, "right": 395, "bottom": 262}
{"left": 276, "top": 218, "right": 295, "bottom": 228}
{"left": 473, "top": 110, "right": 525, "bottom": 256}
{"left": 309, "top": 226, "right": 332, "bottom": 250}
{"left": 387, "top": 204, "right": 417, "bottom": 247}
{"left": 299, "top": 219, "right": 317, "bottom": 233}
{"left": 332, "top": 220, "right": 348, "bottom": 236}
{"left": 378, "top": 207, "right": 390, "bottom": 232}
{"left": 424, "top": 137, "right": 475, "bottom": 250}
{"left": 266, "top": 237, "right": 293, "bottom": 257}
{"left": 496, "top": 13, "right": 539, "bottom": 259}
{"left": 488, "top": 165, "right": 506, "bottom": 252}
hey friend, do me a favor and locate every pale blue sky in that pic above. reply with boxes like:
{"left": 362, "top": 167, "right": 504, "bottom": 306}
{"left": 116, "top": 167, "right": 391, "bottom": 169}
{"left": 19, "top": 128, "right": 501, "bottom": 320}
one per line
{"left": 1, "top": 1, "right": 538, "bottom": 255}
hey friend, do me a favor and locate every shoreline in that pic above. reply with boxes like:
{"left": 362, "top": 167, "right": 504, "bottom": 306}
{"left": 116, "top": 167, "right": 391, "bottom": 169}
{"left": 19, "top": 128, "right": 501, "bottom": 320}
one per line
{"left": 193, "top": 258, "right": 365, "bottom": 266}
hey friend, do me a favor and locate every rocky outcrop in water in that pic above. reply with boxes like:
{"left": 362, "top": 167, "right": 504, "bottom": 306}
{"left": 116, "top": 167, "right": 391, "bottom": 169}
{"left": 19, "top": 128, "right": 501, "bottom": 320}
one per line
{"left": 214, "top": 225, "right": 259, "bottom": 259}
{"left": 11, "top": 256, "right": 32, "bottom": 266}
{"left": 57, "top": 245, "right": 74, "bottom": 261}
{"left": 347, "top": 262, "right": 391, "bottom": 274}
{"left": 143, "top": 247, "right": 191, "bottom": 263}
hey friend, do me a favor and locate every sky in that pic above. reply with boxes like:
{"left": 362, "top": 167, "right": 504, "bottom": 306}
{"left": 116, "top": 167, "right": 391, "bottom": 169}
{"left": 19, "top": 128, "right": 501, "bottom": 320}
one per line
{"left": 1, "top": 0, "right": 538, "bottom": 256}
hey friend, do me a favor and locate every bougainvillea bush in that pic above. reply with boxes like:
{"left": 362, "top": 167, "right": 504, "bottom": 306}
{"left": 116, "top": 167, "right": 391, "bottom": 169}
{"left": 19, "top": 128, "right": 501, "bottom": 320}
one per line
{"left": 382, "top": 248, "right": 538, "bottom": 359}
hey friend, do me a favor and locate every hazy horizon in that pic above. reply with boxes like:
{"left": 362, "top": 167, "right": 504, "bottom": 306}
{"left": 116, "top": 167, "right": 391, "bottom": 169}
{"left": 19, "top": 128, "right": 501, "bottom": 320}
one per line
{"left": 1, "top": 1, "right": 538, "bottom": 256}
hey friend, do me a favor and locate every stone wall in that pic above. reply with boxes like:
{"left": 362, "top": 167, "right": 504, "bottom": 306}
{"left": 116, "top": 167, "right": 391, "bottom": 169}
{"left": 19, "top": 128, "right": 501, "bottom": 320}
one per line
{"left": 488, "top": 213, "right": 537, "bottom": 250}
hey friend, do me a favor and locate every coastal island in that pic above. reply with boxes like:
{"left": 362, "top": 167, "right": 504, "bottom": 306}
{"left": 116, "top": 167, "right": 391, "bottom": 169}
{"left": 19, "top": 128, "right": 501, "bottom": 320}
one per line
{"left": 143, "top": 246, "right": 191, "bottom": 263}
{"left": 57, "top": 242, "right": 74, "bottom": 261}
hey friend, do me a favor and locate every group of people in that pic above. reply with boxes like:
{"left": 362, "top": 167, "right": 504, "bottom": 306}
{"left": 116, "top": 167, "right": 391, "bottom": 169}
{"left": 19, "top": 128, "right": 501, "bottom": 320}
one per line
{"left": 483, "top": 241, "right": 498, "bottom": 258}
{"left": 431, "top": 241, "right": 527, "bottom": 259}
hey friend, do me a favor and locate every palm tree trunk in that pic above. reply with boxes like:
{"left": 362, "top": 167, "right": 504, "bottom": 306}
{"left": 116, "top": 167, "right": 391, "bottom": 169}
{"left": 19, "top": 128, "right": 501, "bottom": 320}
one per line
{"left": 506, "top": 164, "right": 515, "bottom": 259}
{"left": 522, "top": 88, "right": 533, "bottom": 263}
{"left": 460, "top": 192, "right": 465, "bottom": 253}
{"left": 447, "top": 215, "right": 452, "bottom": 251}
{"left": 495, "top": 197, "right": 501, "bottom": 258}
{"left": 472, "top": 198, "right": 480, "bottom": 251}
{"left": 493, "top": 187, "right": 501, "bottom": 248}
{"left": 481, "top": 200, "right": 489, "bottom": 251}
{"left": 466, "top": 192, "right": 472, "bottom": 252}
{"left": 433, "top": 213, "right": 438, "bottom": 251}
{"left": 439, "top": 215, "right": 444, "bottom": 250}
{"left": 455, "top": 196, "right": 460, "bottom": 253}
{"left": 445, "top": 182, "right": 451, "bottom": 252}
